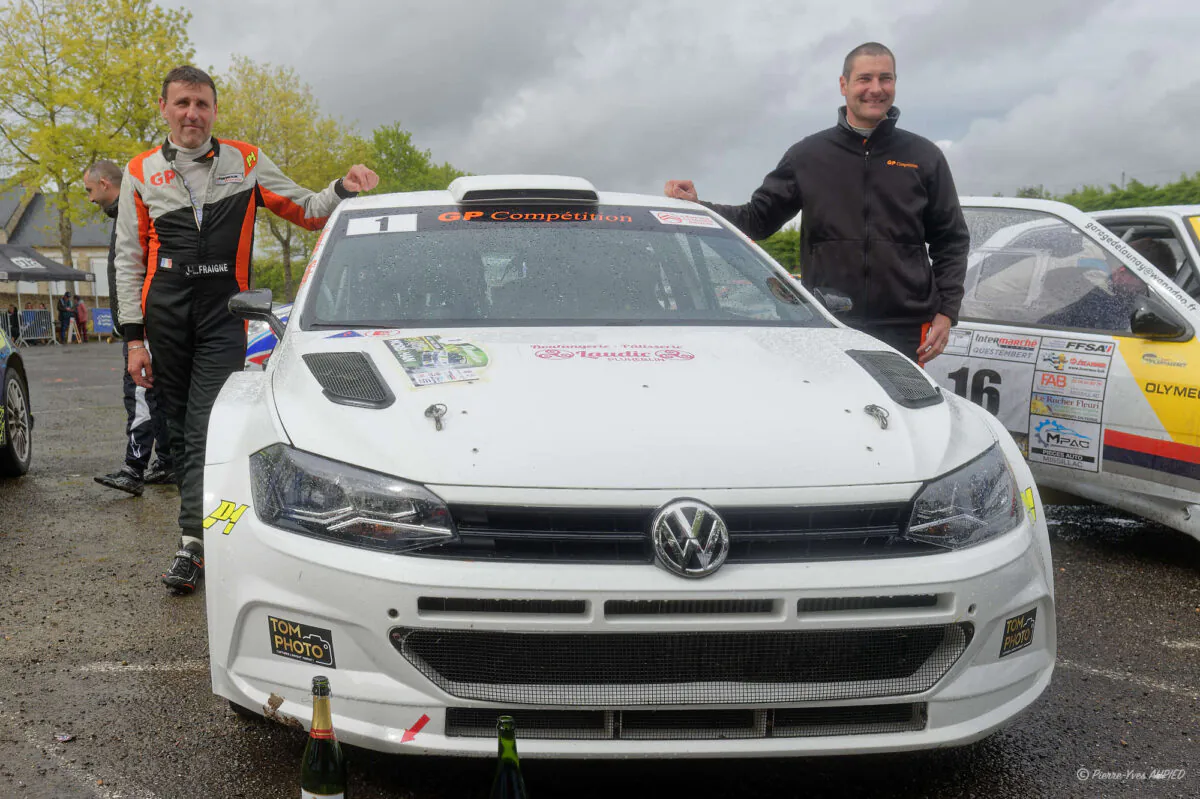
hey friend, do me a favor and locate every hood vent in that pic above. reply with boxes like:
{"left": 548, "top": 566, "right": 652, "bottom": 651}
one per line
{"left": 302, "top": 352, "right": 394, "bottom": 409}
{"left": 845, "top": 350, "right": 942, "bottom": 409}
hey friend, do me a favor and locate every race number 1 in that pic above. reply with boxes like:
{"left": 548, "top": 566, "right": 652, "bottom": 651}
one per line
{"left": 345, "top": 214, "right": 417, "bottom": 236}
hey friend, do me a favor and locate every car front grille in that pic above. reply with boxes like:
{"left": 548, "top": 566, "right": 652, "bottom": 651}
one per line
{"left": 410, "top": 503, "right": 936, "bottom": 563}
{"left": 390, "top": 623, "right": 972, "bottom": 706}
{"left": 445, "top": 704, "right": 928, "bottom": 740}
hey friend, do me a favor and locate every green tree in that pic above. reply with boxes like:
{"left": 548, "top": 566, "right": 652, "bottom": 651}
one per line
{"left": 0, "top": 0, "right": 192, "bottom": 266}
{"left": 757, "top": 228, "right": 801, "bottom": 273}
{"left": 217, "top": 56, "right": 372, "bottom": 301}
{"left": 372, "top": 122, "right": 466, "bottom": 193}
{"left": 1057, "top": 172, "right": 1200, "bottom": 212}
{"left": 1015, "top": 185, "right": 1052, "bottom": 200}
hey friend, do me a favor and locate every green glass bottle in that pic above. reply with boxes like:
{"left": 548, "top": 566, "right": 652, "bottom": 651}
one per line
{"left": 490, "top": 715, "right": 528, "bottom": 798}
{"left": 301, "top": 676, "right": 347, "bottom": 799}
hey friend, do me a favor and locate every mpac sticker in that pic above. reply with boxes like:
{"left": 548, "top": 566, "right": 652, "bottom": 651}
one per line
{"left": 202, "top": 500, "right": 248, "bottom": 535}
{"left": 346, "top": 214, "right": 418, "bottom": 236}
{"left": 650, "top": 209, "right": 721, "bottom": 229}
{"left": 999, "top": 608, "right": 1036, "bottom": 658}
{"left": 268, "top": 616, "right": 336, "bottom": 667}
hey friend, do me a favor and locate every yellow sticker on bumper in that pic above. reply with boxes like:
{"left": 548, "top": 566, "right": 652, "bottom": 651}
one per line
{"left": 203, "top": 500, "right": 248, "bottom": 535}
{"left": 1022, "top": 487, "right": 1036, "bottom": 523}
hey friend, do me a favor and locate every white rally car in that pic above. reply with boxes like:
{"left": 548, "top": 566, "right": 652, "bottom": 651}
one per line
{"left": 925, "top": 198, "right": 1200, "bottom": 542}
{"left": 205, "top": 176, "right": 1054, "bottom": 757}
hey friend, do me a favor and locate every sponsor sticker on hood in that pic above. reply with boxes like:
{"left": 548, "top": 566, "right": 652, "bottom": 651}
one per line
{"left": 386, "top": 335, "right": 489, "bottom": 386}
{"left": 529, "top": 344, "right": 696, "bottom": 362}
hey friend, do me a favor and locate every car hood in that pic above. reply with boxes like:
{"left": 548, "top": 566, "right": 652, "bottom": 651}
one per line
{"left": 270, "top": 326, "right": 994, "bottom": 489}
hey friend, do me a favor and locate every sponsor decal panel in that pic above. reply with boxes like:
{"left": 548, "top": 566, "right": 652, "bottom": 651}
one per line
{"left": 1084, "top": 220, "right": 1200, "bottom": 312}
{"left": 944, "top": 328, "right": 973, "bottom": 356}
{"left": 529, "top": 344, "right": 695, "bottom": 362}
{"left": 1041, "top": 337, "right": 1115, "bottom": 355}
{"left": 386, "top": 335, "right": 489, "bottom": 387}
{"left": 1031, "top": 392, "right": 1103, "bottom": 424}
{"left": 1034, "top": 371, "right": 1107, "bottom": 401}
{"left": 268, "top": 616, "right": 336, "bottom": 667}
{"left": 1141, "top": 352, "right": 1187, "bottom": 368}
{"left": 968, "top": 332, "right": 1040, "bottom": 363}
{"left": 649, "top": 209, "right": 721, "bottom": 229}
{"left": 999, "top": 608, "right": 1037, "bottom": 658}
{"left": 1142, "top": 380, "right": 1200, "bottom": 401}
{"left": 1029, "top": 414, "right": 1100, "bottom": 472}
{"left": 1039, "top": 349, "right": 1111, "bottom": 378}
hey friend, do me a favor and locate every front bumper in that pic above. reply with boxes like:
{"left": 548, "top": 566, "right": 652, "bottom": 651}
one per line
{"left": 205, "top": 477, "right": 1055, "bottom": 758}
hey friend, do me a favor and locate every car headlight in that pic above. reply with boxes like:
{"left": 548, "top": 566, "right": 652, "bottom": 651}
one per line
{"left": 249, "top": 444, "right": 457, "bottom": 553}
{"left": 904, "top": 443, "right": 1022, "bottom": 549}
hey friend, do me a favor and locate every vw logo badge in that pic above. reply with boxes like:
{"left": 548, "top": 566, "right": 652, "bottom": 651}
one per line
{"left": 651, "top": 499, "right": 730, "bottom": 578}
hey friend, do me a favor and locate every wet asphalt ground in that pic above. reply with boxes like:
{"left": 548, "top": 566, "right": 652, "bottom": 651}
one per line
{"left": 0, "top": 342, "right": 1196, "bottom": 799}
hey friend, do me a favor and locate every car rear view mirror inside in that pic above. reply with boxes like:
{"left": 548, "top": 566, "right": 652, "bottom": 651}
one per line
{"left": 1129, "top": 294, "right": 1190, "bottom": 340}
{"left": 229, "top": 289, "right": 286, "bottom": 339}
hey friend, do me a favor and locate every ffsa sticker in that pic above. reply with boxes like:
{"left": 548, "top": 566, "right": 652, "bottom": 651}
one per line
{"left": 999, "top": 608, "right": 1037, "bottom": 658}
{"left": 203, "top": 500, "right": 248, "bottom": 535}
{"left": 269, "top": 616, "right": 336, "bottom": 668}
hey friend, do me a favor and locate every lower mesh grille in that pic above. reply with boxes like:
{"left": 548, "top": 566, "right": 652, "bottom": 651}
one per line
{"left": 605, "top": 599, "right": 776, "bottom": 616}
{"left": 391, "top": 624, "right": 972, "bottom": 705}
{"left": 445, "top": 704, "right": 927, "bottom": 739}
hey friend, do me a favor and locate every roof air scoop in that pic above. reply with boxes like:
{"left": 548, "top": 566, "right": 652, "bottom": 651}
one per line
{"left": 448, "top": 175, "right": 599, "bottom": 205}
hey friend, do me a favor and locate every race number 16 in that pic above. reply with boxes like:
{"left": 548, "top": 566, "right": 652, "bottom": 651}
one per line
{"left": 949, "top": 366, "right": 1001, "bottom": 415}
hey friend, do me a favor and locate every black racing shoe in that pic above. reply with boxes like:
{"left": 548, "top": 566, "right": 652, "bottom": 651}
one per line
{"left": 143, "top": 460, "right": 176, "bottom": 485}
{"left": 161, "top": 549, "right": 204, "bottom": 594}
{"left": 94, "top": 467, "right": 144, "bottom": 497}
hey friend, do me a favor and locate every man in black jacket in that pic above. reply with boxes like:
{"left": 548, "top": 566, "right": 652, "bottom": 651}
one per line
{"left": 665, "top": 42, "right": 970, "bottom": 364}
{"left": 84, "top": 160, "right": 173, "bottom": 496}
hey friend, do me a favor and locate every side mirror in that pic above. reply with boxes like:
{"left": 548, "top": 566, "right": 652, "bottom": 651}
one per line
{"left": 1129, "top": 294, "right": 1190, "bottom": 340}
{"left": 813, "top": 287, "right": 853, "bottom": 315}
{"left": 229, "top": 289, "right": 286, "bottom": 339}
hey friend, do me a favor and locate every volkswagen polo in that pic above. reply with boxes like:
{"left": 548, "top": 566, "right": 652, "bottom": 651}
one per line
{"left": 205, "top": 175, "right": 1055, "bottom": 757}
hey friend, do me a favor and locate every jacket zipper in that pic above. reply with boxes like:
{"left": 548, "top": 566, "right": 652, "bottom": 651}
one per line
{"left": 172, "top": 153, "right": 216, "bottom": 261}
{"left": 862, "top": 141, "right": 871, "bottom": 322}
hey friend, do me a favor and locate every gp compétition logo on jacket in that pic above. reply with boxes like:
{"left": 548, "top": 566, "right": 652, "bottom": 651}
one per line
{"left": 886, "top": 159, "right": 919, "bottom": 169}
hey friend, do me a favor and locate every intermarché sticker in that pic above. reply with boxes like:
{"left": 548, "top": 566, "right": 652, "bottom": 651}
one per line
{"left": 999, "top": 608, "right": 1036, "bottom": 658}
{"left": 202, "top": 500, "right": 248, "bottom": 535}
{"left": 269, "top": 616, "right": 336, "bottom": 668}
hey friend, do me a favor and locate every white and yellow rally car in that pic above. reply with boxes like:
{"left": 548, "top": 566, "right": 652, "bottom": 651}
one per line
{"left": 926, "top": 198, "right": 1200, "bottom": 542}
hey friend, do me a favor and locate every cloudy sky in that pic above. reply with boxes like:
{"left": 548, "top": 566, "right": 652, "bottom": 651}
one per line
{"left": 178, "top": 0, "right": 1198, "bottom": 203}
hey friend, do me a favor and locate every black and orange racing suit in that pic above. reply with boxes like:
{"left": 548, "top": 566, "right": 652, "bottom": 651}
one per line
{"left": 114, "top": 137, "right": 352, "bottom": 541}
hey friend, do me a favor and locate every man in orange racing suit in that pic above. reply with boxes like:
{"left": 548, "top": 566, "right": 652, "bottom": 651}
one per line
{"left": 114, "top": 65, "right": 379, "bottom": 593}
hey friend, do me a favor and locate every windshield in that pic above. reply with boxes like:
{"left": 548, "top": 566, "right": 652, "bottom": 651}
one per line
{"left": 959, "top": 208, "right": 1146, "bottom": 331}
{"left": 304, "top": 205, "right": 823, "bottom": 328}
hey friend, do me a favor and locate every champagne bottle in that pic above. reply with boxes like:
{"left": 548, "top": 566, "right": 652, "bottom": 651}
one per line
{"left": 301, "top": 676, "right": 347, "bottom": 799}
{"left": 490, "top": 715, "right": 528, "bottom": 799}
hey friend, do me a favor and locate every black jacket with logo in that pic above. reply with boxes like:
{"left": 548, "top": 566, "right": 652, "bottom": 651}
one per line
{"left": 702, "top": 107, "right": 970, "bottom": 327}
